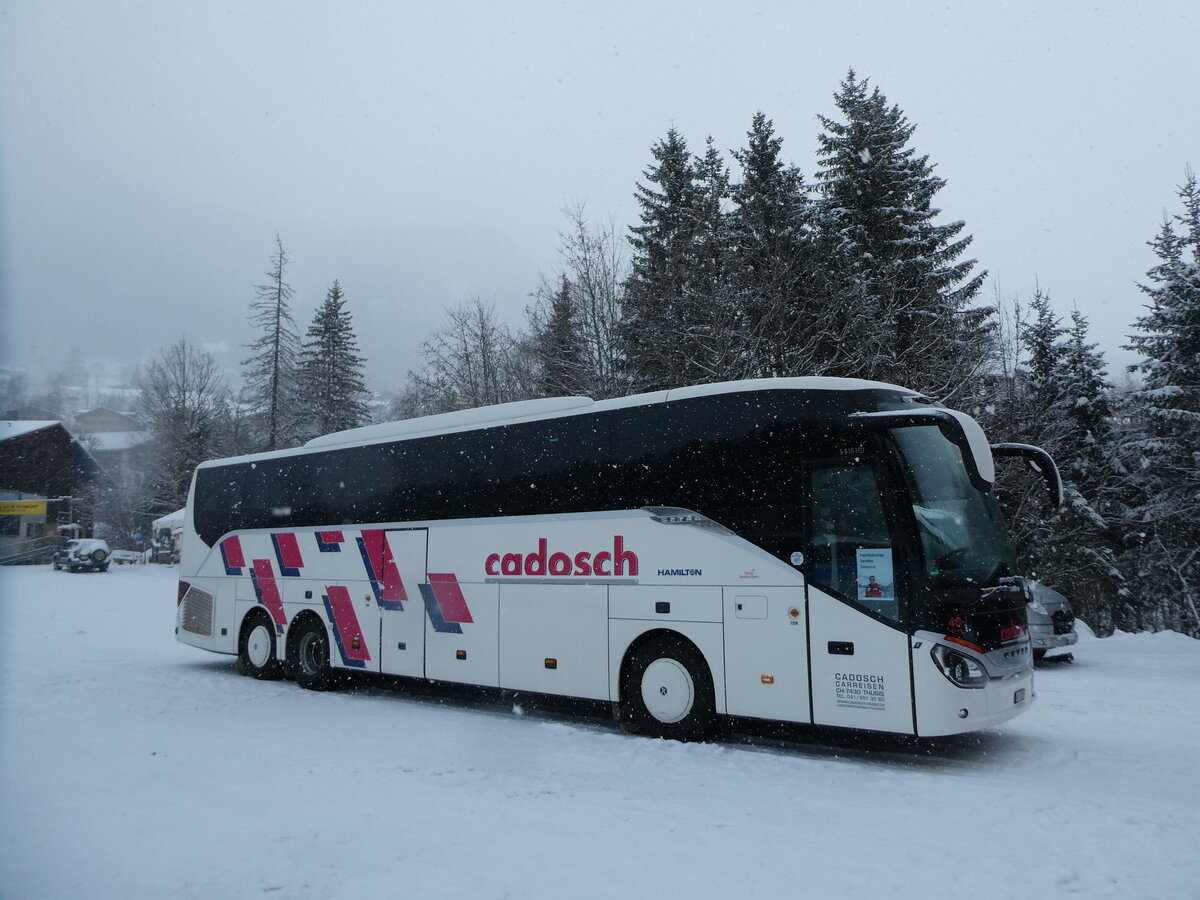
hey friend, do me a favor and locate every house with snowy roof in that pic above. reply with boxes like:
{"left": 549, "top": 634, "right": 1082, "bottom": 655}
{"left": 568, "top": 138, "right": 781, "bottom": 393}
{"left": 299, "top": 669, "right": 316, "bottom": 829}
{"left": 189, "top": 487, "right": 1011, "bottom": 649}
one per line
{"left": 0, "top": 420, "right": 104, "bottom": 560}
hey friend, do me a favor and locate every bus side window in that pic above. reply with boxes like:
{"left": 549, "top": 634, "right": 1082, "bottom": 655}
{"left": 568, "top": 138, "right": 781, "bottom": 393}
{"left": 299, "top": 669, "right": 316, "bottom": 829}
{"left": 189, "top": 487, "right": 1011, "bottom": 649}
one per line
{"left": 807, "top": 460, "right": 900, "bottom": 622}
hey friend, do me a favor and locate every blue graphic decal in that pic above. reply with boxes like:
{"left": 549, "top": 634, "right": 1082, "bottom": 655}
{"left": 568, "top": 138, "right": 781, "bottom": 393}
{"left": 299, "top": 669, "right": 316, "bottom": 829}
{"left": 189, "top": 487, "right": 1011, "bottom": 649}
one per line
{"left": 418, "top": 583, "right": 463, "bottom": 634}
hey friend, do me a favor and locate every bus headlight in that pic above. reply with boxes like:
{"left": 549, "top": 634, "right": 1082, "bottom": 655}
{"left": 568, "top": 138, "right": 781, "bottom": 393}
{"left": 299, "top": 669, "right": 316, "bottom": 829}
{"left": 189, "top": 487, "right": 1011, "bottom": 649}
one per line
{"left": 931, "top": 644, "right": 988, "bottom": 689}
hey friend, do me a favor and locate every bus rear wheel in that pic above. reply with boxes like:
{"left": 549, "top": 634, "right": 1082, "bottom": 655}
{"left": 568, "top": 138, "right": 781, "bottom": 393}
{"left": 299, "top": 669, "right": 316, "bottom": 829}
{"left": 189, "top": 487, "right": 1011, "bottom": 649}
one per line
{"left": 236, "top": 610, "right": 284, "bottom": 680}
{"left": 292, "top": 618, "right": 337, "bottom": 691}
{"left": 619, "top": 636, "right": 717, "bottom": 742}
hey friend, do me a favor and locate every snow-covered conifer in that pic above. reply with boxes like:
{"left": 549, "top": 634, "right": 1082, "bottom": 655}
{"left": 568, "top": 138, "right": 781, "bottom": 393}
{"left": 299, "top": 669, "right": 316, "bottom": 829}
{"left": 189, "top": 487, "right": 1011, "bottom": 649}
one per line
{"left": 729, "top": 112, "right": 821, "bottom": 378}
{"left": 814, "top": 71, "right": 992, "bottom": 401}
{"left": 619, "top": 129, "right": 703, "bottom": 392}
{"left": 298, "top": 280, "right": 370, "bottom": 439}
{"left": 1123, "top": 171, "right": 1200, "bottom": 635}
{"left": 527, "top": 275, "right": 586, "bottom": 397}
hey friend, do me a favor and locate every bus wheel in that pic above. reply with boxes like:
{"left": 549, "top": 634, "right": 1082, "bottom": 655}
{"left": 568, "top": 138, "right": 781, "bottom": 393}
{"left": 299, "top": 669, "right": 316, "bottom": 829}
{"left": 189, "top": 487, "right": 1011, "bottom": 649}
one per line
{"left": 620, "top": 636, "right": 717, "bottom": 742}
{"left": 292, "top": 618, "right": 336, "bottom": 691}
{"left": 236, "top": 610, "right": 284, "bottom": 680}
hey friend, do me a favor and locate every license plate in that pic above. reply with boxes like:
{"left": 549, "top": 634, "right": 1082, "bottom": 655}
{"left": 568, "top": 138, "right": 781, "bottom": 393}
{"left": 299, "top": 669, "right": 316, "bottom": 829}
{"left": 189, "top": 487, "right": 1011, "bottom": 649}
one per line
{"left": 1014, "top": 688, "right": 1026, "bottom": 704}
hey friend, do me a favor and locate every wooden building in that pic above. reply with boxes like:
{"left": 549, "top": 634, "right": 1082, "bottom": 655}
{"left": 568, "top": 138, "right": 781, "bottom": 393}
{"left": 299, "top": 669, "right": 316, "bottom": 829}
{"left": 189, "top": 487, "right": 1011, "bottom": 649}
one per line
{"left": 0, "top": 421, "right": 104, "bottom": 550}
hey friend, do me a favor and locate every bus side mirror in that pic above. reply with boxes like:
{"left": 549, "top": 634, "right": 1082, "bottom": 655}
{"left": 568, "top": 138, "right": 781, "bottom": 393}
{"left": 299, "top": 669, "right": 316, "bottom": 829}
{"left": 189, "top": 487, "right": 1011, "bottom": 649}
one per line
{"left": 990, "top": 444, "right": 1063, "bottom": 510}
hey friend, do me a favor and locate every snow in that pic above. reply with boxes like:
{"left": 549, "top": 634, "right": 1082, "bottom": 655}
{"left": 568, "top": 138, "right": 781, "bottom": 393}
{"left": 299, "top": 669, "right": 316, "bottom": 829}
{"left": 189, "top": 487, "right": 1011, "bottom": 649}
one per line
{"left": 0, "top": 420, "right": 61, "bottom": 443}
{"left": 2, "top": 565, "right": 1198, "bottom": 899}
{"left": 81, "top": 430, "right": 150, "bottom": 452}
{"left": 151, "top": 508, "right": 186, "bottom": 533}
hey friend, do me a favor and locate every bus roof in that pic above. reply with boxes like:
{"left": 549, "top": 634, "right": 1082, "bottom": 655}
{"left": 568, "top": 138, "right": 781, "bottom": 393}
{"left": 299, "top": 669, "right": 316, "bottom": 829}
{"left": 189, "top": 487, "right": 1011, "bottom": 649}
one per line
{"left": 200, "top": 376, "right": 925, "bottom": 470}
{"left": 304, "top": 377, "right": 923, "bottom": 450}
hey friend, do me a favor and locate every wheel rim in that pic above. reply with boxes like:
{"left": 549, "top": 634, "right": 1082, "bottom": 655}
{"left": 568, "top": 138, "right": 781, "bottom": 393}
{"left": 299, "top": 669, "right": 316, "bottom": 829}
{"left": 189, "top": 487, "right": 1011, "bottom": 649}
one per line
{"left": 299, "top": 630, "right": 326, "bottom": 674}
{"left": 640, "top": 657, "right": 695, "bottom": 724}
{"left": 246, "top": 623, "right": 273, "bottom": 668}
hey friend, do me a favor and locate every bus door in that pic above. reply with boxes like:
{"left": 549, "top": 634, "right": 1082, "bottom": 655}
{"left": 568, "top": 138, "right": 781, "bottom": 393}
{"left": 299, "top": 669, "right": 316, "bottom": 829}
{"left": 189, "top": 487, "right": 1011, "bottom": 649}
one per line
{"left": 804, "top": 457, "right": 915, "bottom": 735}
{"left": 377, "top": 529, "right": 429, "bottom": 678}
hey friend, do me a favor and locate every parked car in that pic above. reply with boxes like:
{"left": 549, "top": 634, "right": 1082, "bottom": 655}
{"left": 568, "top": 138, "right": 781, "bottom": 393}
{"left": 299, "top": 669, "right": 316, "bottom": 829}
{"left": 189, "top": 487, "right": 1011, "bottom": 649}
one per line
{"left": 1027, "top": 580, "right": 1078, "bottom": 660}
{"left": 53, "top": 538, "right": 111, "bottom": 573}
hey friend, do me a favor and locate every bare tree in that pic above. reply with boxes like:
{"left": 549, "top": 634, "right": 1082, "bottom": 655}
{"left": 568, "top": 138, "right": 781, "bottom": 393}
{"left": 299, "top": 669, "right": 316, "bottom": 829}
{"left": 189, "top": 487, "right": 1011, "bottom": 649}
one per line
{"left": 0, "top": 368, "right": 29, "bottom": 416}
{"left": 396, "top": 297, "right": 532, "bottom": 417}
{"left": 139, "top": 338, "right": 231, "bottom": 512}
{"left": 527, "top": 203, "right": 627, "bottom": 399}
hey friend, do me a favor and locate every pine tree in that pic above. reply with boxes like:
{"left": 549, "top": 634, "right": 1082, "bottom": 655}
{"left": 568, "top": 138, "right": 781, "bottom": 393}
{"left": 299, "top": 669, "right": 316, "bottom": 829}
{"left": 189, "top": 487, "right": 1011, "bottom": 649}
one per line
{"left": 729, "top": 112, "right": 816, "bottom": 377}
{"left": 1020, "top": 291, "right": 1068, "bottom": 444}
{"left": 527, "top": 205, "right": 627, "bottom": 400}
{"left": 684, "top": 137, "right": 740, "bottom": 383}
{"left": 1128, "top": 171, "right": 1200, "bottom": 436}
{"left": 620, "top": 129, "right": 748, "bottom": 391}
{"left": 1123, "top": 170, "right": 1200, "bottom": 635}
{"left": 298, "top": 280, "right": 370, "bottom": 438}
{"left": 814, "top": 71, "right": 992, "bottom": 400}
{"left": 985, "top": 292, "right": 1129, "bottom": 634}
{"left": 528, "top": 275, "right": 586, "bottom": 397}
{"left": 243, "top": 236, "right": 302, "bottom": 450}
{"left": 1042, "top": 308, "right": 1127, "bottom": 634}
{"left": 619, "top": 128, "right": 701, "bottom": 392}
{"left": 1060, "top": 308, "right": 1117, "bottom": 489}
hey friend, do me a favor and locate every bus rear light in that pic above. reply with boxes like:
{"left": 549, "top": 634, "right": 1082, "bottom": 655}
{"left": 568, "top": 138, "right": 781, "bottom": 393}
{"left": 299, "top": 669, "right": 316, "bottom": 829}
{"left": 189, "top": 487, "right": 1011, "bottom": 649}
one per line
{"left": 944, "top": 634, "right": 985, "bottom": 654}
{"left": 177, "top": 581, "right": 191, "bottom": 606}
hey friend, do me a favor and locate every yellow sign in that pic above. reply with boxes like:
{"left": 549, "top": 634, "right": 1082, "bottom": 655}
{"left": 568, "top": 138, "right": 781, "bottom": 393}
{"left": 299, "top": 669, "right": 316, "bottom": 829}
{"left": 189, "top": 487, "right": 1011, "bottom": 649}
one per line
{"left": 0, "top": 501, "right": 47, "bottom": 516}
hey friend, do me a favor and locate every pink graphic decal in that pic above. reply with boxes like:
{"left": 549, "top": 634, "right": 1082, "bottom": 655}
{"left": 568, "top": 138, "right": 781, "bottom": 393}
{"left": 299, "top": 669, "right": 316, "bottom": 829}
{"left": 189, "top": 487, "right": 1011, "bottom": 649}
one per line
{"left": 221, "top": 536, "right": 246, "bottom": 575}
{"left": 250, "top": 559, "right": 288, "bottom": 634}
{"left": 272, "top": 532, "right": 304, "bottom": 577}
{"left": 357, "top": 530, "right": 408, "bottom": 609}
{"left": 427, "top": 573, "right": 475, "bottom": 624}
{"left": 316, "top": 531, "right": 345, "bottom": 553}
{"left": 323, "top": 585, "right": 372, "bottom": 667}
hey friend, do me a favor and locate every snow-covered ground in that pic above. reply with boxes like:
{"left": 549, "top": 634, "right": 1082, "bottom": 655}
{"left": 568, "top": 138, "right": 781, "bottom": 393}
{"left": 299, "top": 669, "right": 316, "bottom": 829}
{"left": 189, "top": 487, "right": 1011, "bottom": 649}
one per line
{"left": 1, "top": 565, "right": 1198, "bottom": 900}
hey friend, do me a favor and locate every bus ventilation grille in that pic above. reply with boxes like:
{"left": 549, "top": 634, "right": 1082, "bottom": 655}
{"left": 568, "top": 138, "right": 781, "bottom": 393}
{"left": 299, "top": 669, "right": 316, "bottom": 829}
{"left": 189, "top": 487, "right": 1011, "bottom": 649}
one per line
{"left": 180, "top": 585, "right": 215, "bottom": 637}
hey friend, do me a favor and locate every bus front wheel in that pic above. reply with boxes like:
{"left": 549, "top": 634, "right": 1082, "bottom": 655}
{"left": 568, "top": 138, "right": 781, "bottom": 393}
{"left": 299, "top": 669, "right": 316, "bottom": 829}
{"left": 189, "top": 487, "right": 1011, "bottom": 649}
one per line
{"left": 619, "top": 636, "right": 717, "bottom": 742}
{"left": 291, "top": 618, "right": 337, "bottom": 691}
{"left": 236, "top": 610, "right": 284, "bottom": 680}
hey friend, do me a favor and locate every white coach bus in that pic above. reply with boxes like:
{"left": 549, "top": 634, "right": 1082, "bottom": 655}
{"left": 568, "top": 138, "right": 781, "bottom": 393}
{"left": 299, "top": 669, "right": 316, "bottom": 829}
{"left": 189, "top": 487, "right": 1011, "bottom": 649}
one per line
{"left": 176, "top": 378, "right": 1059, "bottom": 740}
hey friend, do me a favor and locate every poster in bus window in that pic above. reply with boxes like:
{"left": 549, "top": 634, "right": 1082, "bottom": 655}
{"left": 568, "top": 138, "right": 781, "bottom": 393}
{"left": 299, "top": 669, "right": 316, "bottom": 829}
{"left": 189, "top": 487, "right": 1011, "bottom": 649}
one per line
{"left": 856, "top": 549, "right": 895, "bottom": 605}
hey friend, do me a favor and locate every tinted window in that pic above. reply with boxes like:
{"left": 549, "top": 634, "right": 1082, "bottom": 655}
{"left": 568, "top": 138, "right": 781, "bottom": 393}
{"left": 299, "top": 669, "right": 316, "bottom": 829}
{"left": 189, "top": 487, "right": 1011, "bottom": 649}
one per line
{"left": 395, "top": 428, "right": 503, "bottom": 520}
{"left": 500, "top": 413, "right": 611, "bottom": 515}
{"left": 806, "top": 451, "right": 903, "bottom": 625}
{"left": 194, "top": 465, "right": 244, "bottom": 540}
{"left": 193, "top": 388, "right": 926, "bottom": 547}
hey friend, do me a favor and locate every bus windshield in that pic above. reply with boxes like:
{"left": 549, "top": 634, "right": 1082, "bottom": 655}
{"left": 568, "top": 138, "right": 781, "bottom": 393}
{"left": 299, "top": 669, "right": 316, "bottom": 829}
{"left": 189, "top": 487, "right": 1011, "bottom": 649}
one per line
{"left": 889, "top": 424, "right": 1017, "bottom": 590}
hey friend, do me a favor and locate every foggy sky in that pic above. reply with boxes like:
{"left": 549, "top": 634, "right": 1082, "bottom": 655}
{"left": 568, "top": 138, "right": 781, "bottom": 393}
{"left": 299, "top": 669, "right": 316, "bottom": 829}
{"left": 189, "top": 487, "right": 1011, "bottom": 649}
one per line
{"left": 2, "top": 0, "right": 1198, "bottom": 397}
